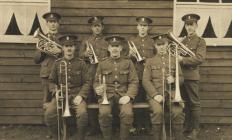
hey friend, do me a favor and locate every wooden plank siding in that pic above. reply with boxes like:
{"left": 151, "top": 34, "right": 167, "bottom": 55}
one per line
{"left": 0, "top": 43, "right": 44, "bottom": 124}
{"left": 52, "top": 0, "right": 174, "bottom": 40}
{"left": 0, "top": 0, "right": 232, "bottom": 124}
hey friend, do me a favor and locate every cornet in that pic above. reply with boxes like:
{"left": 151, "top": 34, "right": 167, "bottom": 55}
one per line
{"left": 86, "top": 41, "right": 99, "bottom": 64}
{"left": 56, "top": 60, "right": 71, "bottom": 140}
{"left": 99, "top": 74, "right": 109, "bottom": 105}
{"left": 33, "top": 28, "right": 62, "bottom": 58}
{"left": 128, "top": 41, "right": 145, "bottom": 62}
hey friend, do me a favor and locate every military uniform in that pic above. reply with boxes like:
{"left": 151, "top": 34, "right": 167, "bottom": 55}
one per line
{"left": 34, "top": 12, "right": 61, "bottom": 104}
{"left": 79, "top": 16, "right": 108, "bottom": 135}
{"left": 142, "top": 34, "right": 185, "bottom": 140}
{"left": 129, "top": 17, "right": 155, "bottom": 132}
{"left": 180, "top": 14, "right": 206, "bottom": 139}
{"left": 45, "top": 35, "right": 90, "bottom": 140}
{"left": 93, "top": 36, "right": 139, "bottom": 140}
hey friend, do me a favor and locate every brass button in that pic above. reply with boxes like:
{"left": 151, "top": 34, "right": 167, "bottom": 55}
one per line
{"left": 114, "top": 62, "right": 117, "bottom": 65}
{"left": 115, "top": 68, "right": 118, "bottom": 71}
{"left": 68, "top": 76, "right": 71, "bottom": 79}
{"left": 115, "top": 75, "right": 118, "bottom": 79}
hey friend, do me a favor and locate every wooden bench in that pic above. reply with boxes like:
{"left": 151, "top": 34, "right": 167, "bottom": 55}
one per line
{"left": 87, "top": 103, "right": 150, "bottom": 109}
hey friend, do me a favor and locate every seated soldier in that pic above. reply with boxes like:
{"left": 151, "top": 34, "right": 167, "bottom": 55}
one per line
{"left": 93, "top": 35, "right": 139, "bottom": 140}
{"left": 45, "top": 35, "right": 90, "bottom": 140}
{"left": 142, "top": 33, "right": 185, "bottom": 140}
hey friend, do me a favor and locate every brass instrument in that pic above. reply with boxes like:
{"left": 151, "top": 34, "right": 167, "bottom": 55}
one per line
{"left": 161, "top": 67, "right": 167, "bottom": 140}
{"left": 86, "top": 41, "right": 99, "bottom": 64}
{"left": 99, "top": 74, "right": 109, "bottom": 105}
{"left": 33, "top": 28, "right": 62, "bottom": 58}
{"left": 128, "top": 41, "right": 145, "bottom": 62}
{"left": 167, "top": 32, "right": 195, "bottom": 57}
{"left": 56, "top": 60, "right": 71, "bottom": 140}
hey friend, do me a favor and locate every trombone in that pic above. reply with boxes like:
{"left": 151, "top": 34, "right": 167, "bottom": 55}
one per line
{"left": 33, "top": 28, "right": 62, "bottom": 58}
{"left": 86, "top": 41, "right": 99, "bottom": 64}
{"left": 99, "top": 74, "right": 109, "bottom": 105}
{"left": 56, "top": 60, "right": 71, "bottom": 140}
{"left": 128, "top": 41, "right": 145, "bottom": 62}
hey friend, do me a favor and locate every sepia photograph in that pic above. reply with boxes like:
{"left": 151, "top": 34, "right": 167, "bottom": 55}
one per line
{"left": 0, "top": 0, "right": 232, "bottom": 140}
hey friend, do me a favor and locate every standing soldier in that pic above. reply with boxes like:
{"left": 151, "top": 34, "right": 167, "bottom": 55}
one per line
{"left": 79, "top": 16, "right": 108, "bottom": 135}
{"left": 94, "top": 35, "right": 139, "bottom": 140}
{"left": 128, "top": 16, "right": 155, "bottom": 133}
{"left": 34, "top": 12, "right": 61, "bottom": 106}
{"left": 179, "top": 14, "right": 206, "bottom": 140}
{"left": 45, "top": 35, "right": 90, "bottom": 140}
{"left": 143, "top": 34, "right": 185, "bottom": 140}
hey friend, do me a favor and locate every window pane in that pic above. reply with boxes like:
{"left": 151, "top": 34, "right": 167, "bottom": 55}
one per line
{"left": 177, "top": 0, "right": 196, "bottom": 2}
{"left": 200, "top": 0, "right": 219, "bottom": 2}
{"left": 222, "top": 0, "right": 232, "bottom": 3}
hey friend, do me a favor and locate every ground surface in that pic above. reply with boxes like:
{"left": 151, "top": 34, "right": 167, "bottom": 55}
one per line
{"left": 0, "top": 125, "right": 232, "bottom": 140}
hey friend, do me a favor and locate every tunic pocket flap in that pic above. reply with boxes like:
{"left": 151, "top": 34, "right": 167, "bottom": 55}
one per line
{"left": 119, "top": 70, "right": 129, "bottom": 74}
{"left": 102, "top": 70, "right": 112, "bottom": 75}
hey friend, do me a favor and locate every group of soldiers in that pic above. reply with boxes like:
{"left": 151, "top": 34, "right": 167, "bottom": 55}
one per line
{"left": 34, "top": 12, "right": 206, "bottom": 140}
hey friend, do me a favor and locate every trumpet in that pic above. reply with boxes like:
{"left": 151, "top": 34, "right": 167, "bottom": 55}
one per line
{"left": 56, "top": 60, "right": 71, "bottom": 140}
{"left": 99, "top": 74, "right": 109, "bottom": 105}
{"left": 128, "top": 41, "right": 145, "bottom": 62}
{"left": 167, "top": 32, "right": 195, "bottom": 57}
{"left": 86, "top": 41, "right": 99, "bottom": 64}
{"left": 33, "top": 28, "right": 62, "bottom": 58}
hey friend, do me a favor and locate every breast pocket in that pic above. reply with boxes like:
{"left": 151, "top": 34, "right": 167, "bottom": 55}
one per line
{"left": 102, "top": 70, "right": 113, "bottom": 83}
{"left": 119, "top": 70, "right": 129, "bottom": 84}
{"left": 144, "top": 47, "right": 155, "bottom": 58}
{"left": 151, "top": 66, "right": 161, "bottom": 79}
{"left": 71, "top": 70, "right": 82, "bottom": 84}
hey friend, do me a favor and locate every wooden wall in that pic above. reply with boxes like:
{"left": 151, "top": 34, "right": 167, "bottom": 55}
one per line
{"left": 0, "top": 0, "right": 232, "bottom": 124}
{"left": 0, "top": 44, "right": 43, "bottom": 124}
{"left": 52, "top": 0, "right": 173, "bottom": 40}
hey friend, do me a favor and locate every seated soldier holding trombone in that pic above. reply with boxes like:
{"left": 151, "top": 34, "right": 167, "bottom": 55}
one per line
{"left": 93, "top": 35, "right": 139, "bottom": 140}
{"left": 45, "top": 35, "right": 90, "bottom": 140}
{"left": 142, "top": 33, "right": 186, "bottom": 140}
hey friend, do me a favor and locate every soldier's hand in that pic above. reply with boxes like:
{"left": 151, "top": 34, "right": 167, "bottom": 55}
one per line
{"left": 154, "top": 95, "right": 164, "bottom": 103}
{"left": 84, "top": 49, "right": 93, "bottom": 57}
{"left": 73, "top": 95, "right": 83, "bottom": 105}
{"left": 119, "top": 96, "right": 130, "bottom": 105}
{"left": 95, "top": 84, "right": 105, "bottom": 96}
{"left": 178, "top": 55, "right": 183, "bottom": 62}
{"left": 43, "top": 102, "right": 49, "bottom": 110}
{"left": 167, "top": 75, "right": 175, "bottom": 84}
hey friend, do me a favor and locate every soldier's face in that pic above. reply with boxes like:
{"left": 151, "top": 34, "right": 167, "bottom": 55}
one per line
{"left": 63, "top": 45, "right": 76, "bottom": 57}
{"left": 155, "top": 41, "right": 168, "bottom": 55}
{"left": 91, "top": 24, "right": 104, "bottom": 35}
{"left": 185, "top": 22, "right": 198, "bottom": 36}
{"left": 47, "top": 20, "right": 59, "bottom": 32}
{"left": 137, "top": 24, "right": 149, "bottom": 35}
{"left": 108, "top": 45, "right": 122, "bottom": 58}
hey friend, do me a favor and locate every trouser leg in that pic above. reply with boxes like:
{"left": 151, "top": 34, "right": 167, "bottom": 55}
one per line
{"left": 99, "top": 104, "right": 112, "bottom": 140}
{"left": 170, "top": 102, "right": 184, "bottom": 140}
{"left": 41, "top": 78, "right": 52, "bottom": 103}
{"left": 74, "top": 100, "right": 88, "bottom": 140}
{"left": 119, "top": 102, "right": 133, "bottom": 140}
{"left": 149, "top": 99, "right": 162, "bottom": 140}
{"left": 44, "top": 98, "right": 58, "bottom": 140}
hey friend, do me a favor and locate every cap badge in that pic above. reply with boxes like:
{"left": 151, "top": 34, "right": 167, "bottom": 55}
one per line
{"left": 66, "top": 36, "right": 70, "bottom": 40}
